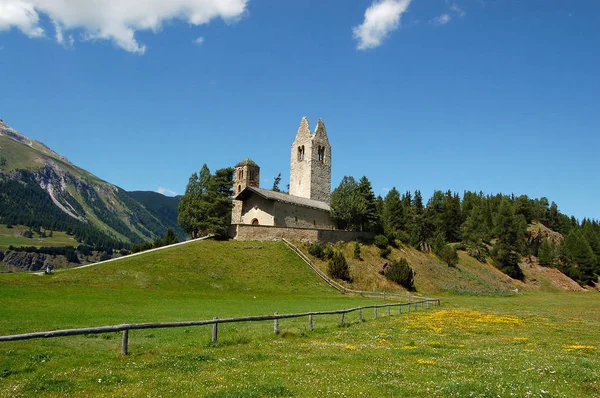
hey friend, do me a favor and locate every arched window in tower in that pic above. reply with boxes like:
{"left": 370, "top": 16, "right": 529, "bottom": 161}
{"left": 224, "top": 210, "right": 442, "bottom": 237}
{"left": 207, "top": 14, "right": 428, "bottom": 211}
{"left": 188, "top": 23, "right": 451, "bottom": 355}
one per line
{"left": 238, "top": 169, "right": 243, "bottom": 180}
{"left": 249, "top": 170, "right": 255, "bottom": 181}
{"left": 297, "top": 145, "right": 305, "bottom": 161}
{"left": 318, "top": 146, "right": 325, "bottom": 163}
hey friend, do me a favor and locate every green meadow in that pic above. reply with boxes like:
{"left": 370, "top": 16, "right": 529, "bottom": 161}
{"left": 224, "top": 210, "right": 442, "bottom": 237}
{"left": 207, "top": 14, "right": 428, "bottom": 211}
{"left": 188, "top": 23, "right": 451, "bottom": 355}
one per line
{"left": 0, "top": 225, "right": 77, "bottom": 250}
{"left": 0, "top": 240, "right": 598, "bottom": 397}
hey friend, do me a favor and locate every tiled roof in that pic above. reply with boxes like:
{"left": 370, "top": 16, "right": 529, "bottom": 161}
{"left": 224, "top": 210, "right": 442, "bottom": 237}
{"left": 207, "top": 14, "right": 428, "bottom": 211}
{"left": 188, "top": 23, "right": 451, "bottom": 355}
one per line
{"left": 234, "top": 186, "right": 330, "bottom": 212}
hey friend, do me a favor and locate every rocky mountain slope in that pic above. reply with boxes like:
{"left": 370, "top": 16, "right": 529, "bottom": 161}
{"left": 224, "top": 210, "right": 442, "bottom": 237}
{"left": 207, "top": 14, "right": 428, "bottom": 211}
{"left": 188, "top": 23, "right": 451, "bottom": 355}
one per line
{"left": 0, "top": 119, "right": 182, "bottom": 247}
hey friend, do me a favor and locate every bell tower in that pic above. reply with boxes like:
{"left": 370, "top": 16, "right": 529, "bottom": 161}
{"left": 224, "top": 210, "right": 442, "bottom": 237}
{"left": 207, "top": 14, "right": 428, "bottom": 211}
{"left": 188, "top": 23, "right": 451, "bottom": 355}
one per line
{"left": 289, "top": 117, "right": 331, "bottom": 204}
{"left": 233, "top": 158, "right": 260, "bottom": 196}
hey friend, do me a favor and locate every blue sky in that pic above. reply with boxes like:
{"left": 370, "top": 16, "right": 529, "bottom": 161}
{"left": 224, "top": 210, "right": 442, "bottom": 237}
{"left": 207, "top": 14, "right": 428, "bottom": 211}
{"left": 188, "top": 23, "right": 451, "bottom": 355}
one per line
{"left": 0, "top": 0, "right": 598, "bottom": 220}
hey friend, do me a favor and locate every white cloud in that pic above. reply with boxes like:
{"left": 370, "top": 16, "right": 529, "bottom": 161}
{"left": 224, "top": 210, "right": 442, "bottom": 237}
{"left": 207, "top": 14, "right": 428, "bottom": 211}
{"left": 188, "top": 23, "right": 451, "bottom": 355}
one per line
{"left": 353, "top": 0, "right": 412, "bottom": 50}
{"left": 449, "top": 3, "right": 466, "bottom": 17}
{"left": 157, "top": 187, "right": 178, "bottom": 196}
{"left": 0, "top": 0, "right": 249, "bottom": 54}
{"left": 430, "top": 13, "right": 451, "bottom": 26}
{"left": 0, "top": 1, "right": 44, "bottom": 37}
{"left": 193, "top": 36, "right": 204, "bottom": 46}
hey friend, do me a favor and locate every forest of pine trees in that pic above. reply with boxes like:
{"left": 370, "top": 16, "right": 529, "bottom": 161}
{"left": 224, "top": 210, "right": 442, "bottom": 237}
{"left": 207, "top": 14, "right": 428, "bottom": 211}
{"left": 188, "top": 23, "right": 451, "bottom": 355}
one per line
{"left": 330, "top": 176, "right": 600, "bottom": 286}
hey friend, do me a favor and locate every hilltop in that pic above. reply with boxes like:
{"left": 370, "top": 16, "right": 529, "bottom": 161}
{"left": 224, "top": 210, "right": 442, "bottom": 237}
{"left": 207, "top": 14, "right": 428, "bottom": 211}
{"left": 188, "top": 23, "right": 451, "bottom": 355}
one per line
{"left": 0, "top": 119, "right": 184, "bottom": 250}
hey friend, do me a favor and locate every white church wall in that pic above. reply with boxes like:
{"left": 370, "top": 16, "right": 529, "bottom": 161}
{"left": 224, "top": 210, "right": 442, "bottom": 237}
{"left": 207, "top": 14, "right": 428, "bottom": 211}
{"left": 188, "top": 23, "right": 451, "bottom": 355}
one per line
{"left": 240, "top": 195, "right": 275, "bottom": 226}
{"left": 273, "top": 201, "right": 334, "bottom": 229}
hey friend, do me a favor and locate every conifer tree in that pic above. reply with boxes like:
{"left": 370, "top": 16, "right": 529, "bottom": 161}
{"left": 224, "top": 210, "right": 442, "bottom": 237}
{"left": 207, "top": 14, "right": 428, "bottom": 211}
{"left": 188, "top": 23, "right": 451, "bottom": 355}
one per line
{"left": 383, "top": 187, "right": 405, "bottom": 236}
{"left": 357, "top": 176, "right": 380, "bottom": 232}
{"left": 538, "top": 238, "right": 554, "bottom": 266}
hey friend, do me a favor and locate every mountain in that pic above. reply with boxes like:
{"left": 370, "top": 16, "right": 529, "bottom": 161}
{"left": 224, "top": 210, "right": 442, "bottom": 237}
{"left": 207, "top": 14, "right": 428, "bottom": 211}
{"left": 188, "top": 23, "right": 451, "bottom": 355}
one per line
{"left": 0, "top": 119, "right": 182, "bottom": 247}
{"left": 127, "top": 191, "right": 184, "bottom": 240}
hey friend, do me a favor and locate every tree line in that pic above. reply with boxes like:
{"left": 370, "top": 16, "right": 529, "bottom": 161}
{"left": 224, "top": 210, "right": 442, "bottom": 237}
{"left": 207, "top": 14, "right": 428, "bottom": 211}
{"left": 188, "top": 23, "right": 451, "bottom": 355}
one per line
{"left": 330, "top": 176, "right": 600, "bottom": 285}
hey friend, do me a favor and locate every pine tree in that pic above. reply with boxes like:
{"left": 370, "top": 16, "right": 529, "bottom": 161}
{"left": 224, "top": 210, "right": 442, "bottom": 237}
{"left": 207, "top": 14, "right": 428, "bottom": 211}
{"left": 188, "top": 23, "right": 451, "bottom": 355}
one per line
{"left": 538, "top": 238, "right": 554, "bottom": 266}
{"left": 382, "top": 187, "right": 405, "bottom": 236}
{"left": 561, "top": 228, "right": 597, "bottom": 283}
{"left": 330, "top": 176, "right": 363, "bottom": 230}
{"left": 491, "top": 198, "right": 526, "bottom": 280}
{"left": 357, "top": 176, "right": 380, "bottom": 232}
{"left": 272, "top": 173, "right": 282, "bottom": 192}
{"left": 177, "top": 165, "right": 233, "bottom": 238}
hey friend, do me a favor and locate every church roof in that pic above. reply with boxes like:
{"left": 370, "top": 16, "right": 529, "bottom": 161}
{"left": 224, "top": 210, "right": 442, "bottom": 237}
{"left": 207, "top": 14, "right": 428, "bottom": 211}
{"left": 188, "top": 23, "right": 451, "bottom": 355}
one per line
{"left": 234, "top": 186, "right": 330, "bottom": 212}
{"left": 235, "top": 158, "right": 259, "bottom": 168}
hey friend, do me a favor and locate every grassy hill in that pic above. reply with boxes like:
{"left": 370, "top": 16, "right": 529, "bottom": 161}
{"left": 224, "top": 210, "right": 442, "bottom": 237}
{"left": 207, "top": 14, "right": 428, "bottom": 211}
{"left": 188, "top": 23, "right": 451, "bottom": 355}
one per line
{"left": 0, "top": 240, "right": 379, "bottom": 334}
{"left": 301, "top": 241, "right": 583, "bottom": 295}
{"left": 0, "top": 239, "right": 597, "bottom": 397}
{"left": 0, "top": 225, "right": 77, "bottom": 250}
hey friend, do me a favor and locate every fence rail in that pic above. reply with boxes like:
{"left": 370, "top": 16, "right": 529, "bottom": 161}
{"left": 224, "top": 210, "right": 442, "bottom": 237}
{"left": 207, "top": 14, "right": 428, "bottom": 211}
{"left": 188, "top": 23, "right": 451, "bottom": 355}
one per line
{"left": 0, "top": 299, "right": 440, "bottom": 355}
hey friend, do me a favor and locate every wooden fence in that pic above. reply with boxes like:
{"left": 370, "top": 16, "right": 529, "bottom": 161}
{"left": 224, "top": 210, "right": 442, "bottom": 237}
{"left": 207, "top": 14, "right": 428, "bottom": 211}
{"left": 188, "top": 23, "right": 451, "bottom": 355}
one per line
{"left": 0, "top": 299, "right": 440, "bottom": 356}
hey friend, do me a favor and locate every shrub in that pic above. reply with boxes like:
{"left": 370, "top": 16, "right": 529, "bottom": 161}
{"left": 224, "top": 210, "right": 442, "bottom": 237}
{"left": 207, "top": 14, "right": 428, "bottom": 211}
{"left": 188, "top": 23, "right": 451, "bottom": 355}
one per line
{"left": 467, "top": 244, "right": 488, "bottom": 263}
{"left": 439, "top": 244, "right": 459, "bottom": 267}
{"left": 328, "top": 252, "right": 351, "bottom": 281}
{"left": 308, "top": 242, "right": 325, "bottom": 259}
{"left": 384, "top": 258, "right": 414, "bottom": 290}
{"left": 454, "top": 243, "right": 466, "bottom": 251}
{"left": 379, "top": 247, "right": 391, "bottom": 259}
{"left": 22, "top": 230, "right": 33, "bottom": 238}
{"left": 353, "top": 242, "right": 361, "bottom": 259}
{"left": 374, "top": 235, "right": 389, "bottom": 249}
{"left": 323, "top": 245, "right": 334, "bottom": 260}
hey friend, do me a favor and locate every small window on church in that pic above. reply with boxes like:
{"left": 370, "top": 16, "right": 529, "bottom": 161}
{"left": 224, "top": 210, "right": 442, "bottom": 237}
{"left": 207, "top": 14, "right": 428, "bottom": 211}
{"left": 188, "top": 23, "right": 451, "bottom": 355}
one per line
{"left": 313, "top": 220, "right": 316, "bottom": 226}
{"left": 298, "top": 145, "right": 305, "bottom": 161}
{"left": 318, "top": 146, "right": 325, "bottom": 163}
{"left": 295, "top": 216, "right": 298, "bottom": 222}
{"left": 238, "top": 185, "right": 241, "bottom": 193}
{"left": 239, "top": 170, "right": 243, "bottom": 179}
{"left": 250, "top": 170, "right": 255, "bottom": 181}
{"left": 251, "top": 218, "right": 259, "bottom": 225}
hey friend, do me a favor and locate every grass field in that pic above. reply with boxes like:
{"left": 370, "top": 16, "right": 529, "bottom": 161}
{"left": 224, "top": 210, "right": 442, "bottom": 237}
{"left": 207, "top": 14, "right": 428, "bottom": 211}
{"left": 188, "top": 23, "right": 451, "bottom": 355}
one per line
{"left": 0, "top": 225, "right": 77, "bottom": 250}
{"left": 0, "top": 240, "right": 598, "bottom": 397}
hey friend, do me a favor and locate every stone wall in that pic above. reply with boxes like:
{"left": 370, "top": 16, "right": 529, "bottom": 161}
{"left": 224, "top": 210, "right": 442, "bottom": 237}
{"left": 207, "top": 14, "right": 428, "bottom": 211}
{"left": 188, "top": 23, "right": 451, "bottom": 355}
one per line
{"left": 230, "top": 224, "right": 373, "bottom": 244}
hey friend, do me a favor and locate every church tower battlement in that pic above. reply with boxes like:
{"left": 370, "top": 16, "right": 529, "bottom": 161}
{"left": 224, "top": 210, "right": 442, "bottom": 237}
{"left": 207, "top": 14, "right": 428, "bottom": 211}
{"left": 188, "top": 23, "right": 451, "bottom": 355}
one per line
{"left": 289, "top": 117, "right": 331, "bottom": 204}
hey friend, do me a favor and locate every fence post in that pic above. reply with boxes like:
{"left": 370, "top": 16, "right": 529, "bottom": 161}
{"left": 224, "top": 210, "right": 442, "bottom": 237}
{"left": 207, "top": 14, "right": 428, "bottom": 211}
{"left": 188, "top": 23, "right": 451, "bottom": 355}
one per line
{"left": 414, "top": 302, "right": 418, "bottom": 311}
{"left": 387, "top": 305, "right": 391, "bottom": 317}
{"left": 212, "top": 317, "right": 218, "bottom": 343}
{"left": 427, "top": 300, "right": 430, "bottom": 309}
{"left": 340, "top": 309, "right": 345, "bottom": 326}
{"left": 309, "top": 314, "right": 313, "bottom": 331}
{"left": 358, "top": 308, "right": 363, "bottom": 322}
{"left": 121, "top": 328, "right": 129, "bottom": 356}
{"left": 274, "top": 313, "right": 279, "bottom": 335}
{"left": 374, "top": 305, "right": 377, "bottom": 319}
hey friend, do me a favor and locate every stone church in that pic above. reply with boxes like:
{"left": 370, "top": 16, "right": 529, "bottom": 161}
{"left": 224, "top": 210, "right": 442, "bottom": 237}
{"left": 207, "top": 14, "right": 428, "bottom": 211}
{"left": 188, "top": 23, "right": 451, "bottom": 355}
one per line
{"left": 230, "top": 117, "right": 339, "bottom": 240}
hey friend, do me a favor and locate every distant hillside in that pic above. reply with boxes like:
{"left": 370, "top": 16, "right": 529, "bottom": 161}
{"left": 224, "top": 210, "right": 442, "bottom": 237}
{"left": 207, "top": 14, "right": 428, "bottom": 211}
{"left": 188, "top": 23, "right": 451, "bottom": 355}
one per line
{"left": 127, "top": 191, "right": 185, "bottom": 240}
{"left": 0, "top": 119, "right": 177, "bottom": 247}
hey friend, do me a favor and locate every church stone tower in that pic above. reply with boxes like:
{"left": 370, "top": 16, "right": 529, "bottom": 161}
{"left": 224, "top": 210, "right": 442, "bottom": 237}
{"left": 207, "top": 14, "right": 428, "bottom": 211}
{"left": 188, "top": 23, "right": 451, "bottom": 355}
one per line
{"left": 289, "top": 117, "right": 331, "bottom": 204}
{"left": 233, "top": 158, "right": 260, "bottom": 196}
